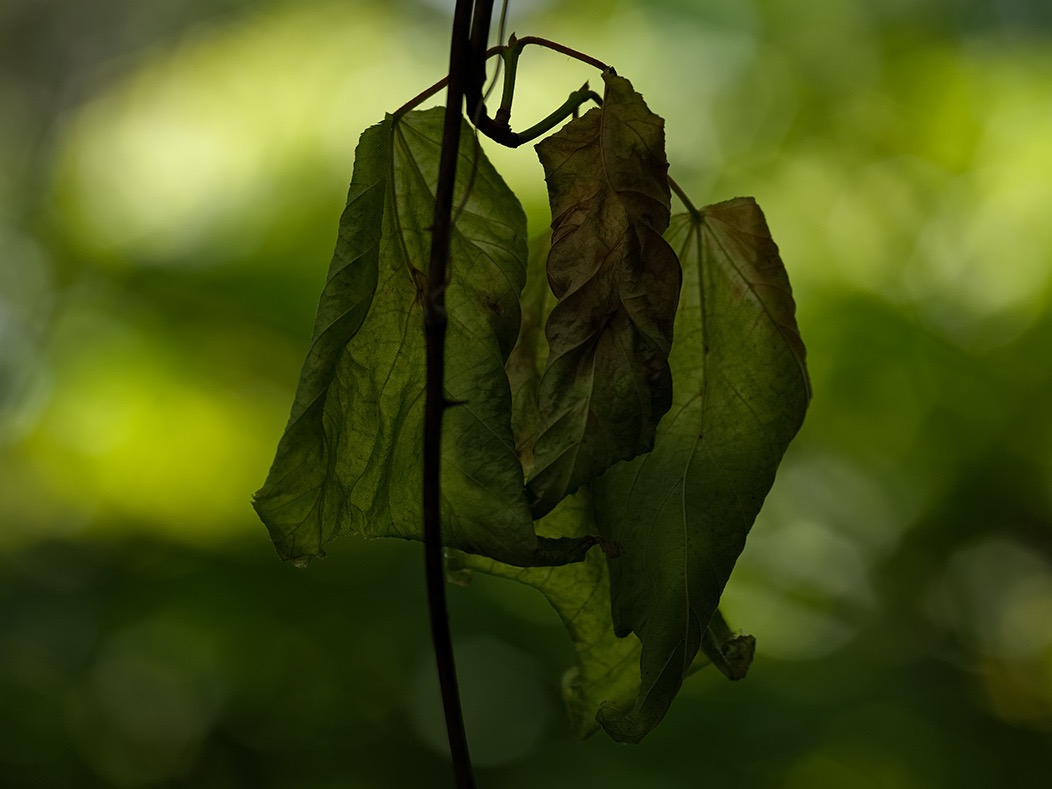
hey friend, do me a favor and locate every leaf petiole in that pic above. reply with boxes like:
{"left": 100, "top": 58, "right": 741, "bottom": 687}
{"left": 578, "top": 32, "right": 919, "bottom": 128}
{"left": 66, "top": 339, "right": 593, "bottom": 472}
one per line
{"left": 514, "top": 83, "right": 603, "bottom": 145}
{"left": 514, "top": 35, "right": 610, "bottom": 72}
{"left": 495, "top": 33, "right": 520, "bottom": 126}
{"left": 668, "top": 175, "right": 702, "bottom": 219}
{"left": 391, "top": 46, "right": 504, "bottom": 121}
{"left": 393, "top": 35, "right": 611, "bottom": 142}
{"left": 426, "top": 2, "right": 478, "bottom": 786}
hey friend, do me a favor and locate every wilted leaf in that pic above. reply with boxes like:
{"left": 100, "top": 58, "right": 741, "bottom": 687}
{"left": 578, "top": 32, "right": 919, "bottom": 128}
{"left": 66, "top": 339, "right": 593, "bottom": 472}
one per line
{"left": 254, "top": 108, "right": 591, "bottom": 567}
{"left": 505, "top": 232, "right": 553, "bottom": 474}
{"left": 593, "top": 197, "right": 811, "bottom": 743}
{"left": 449, "top": 492, "right": 641, "bottom": 738}
{"left": 455, "top": 496, "right": 747, "bottom": 738}
{"left": 702, "top": 609, "right": 756, "bottom": 681}
{"left": 455, "top": 235, "right": 641, "bottom": 736}
{"left": 525, "top": 72, "right": 682, "bottom": 518}
{"left": 462, "top": 230, "right": 744, "bottom": 739}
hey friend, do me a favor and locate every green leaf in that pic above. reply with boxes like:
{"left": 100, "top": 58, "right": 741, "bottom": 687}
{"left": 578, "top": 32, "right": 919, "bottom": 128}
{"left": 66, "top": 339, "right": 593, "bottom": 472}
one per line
{"left": 449, "top": 492, "right": 642, "bottom": 738}
{"left": 454, "top": 499, "right": 748, "bottom": 738}
{"left": 451, "top": 233, "right": 640, "bottom": 737}
{"left": 593, "top": 197, "right": 811, "bottom": 743}
{"left": 461, "top": 230, "right": 746, "bottom": 739}
{"left": 525, "top": 72, "right": 682, "bottom": 518}
{"left": 701, "top": 608, "right": 756, "bottom": 682}
{"left": 254, "top": 108, "right": 591, "bottom": 567}
{"left": 505, "top": 232, "right": 553, "bottom": 475}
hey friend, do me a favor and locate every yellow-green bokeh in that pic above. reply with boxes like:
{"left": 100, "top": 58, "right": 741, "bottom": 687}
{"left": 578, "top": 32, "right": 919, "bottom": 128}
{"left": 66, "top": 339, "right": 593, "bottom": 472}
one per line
{"left": 3, "top": 0, "right": 1052, "bottom": 785}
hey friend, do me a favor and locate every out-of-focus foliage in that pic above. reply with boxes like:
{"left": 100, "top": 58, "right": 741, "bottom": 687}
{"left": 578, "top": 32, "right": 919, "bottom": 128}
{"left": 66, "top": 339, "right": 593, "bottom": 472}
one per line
{"left": 2, "top": 0, "right": 1052, "bottom": 785}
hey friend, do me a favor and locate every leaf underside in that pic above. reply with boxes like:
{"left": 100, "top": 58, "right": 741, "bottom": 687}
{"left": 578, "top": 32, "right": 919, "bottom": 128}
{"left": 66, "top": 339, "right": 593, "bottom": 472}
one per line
{"left": 592, "top": 197, "right": 812, "bottom": 742}
{"left": 525, "top": 71, "right": 682, "bottom": 518}
{"left": 254, "top": 107, "right": 591, "bottom": 568}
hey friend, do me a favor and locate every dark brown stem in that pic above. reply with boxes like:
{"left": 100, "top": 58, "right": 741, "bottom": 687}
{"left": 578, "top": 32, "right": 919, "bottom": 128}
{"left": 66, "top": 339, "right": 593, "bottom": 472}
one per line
{"left": 425, "top": 1, "right": 477, "bottom": 787}
{"left": 513, "top": 83, "right": 602, "bottom": 144}
{"left": 392, "top": 76, "right": 449, "bottom": 121}
{"left": 392, "top": 46, "right": 504, "bottom": 121}
{"left": 467, "top": 0, "right": 494, "bottom": 110}
{"left": 393, "top": 34, "right": 611, "bottom": 150}
{"left": 463, "top": 26, "right": 609, "bottom": 148}
{"left": 467, "top": 0, "right": 519, "bottom": 147}
{"left": 515, "top": 35, "right": 610, "bottom": 72}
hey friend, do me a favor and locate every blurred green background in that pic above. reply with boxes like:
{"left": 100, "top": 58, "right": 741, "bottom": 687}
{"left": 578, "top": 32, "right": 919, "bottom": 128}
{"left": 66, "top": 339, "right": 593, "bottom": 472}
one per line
{"left": 3, "top": 0, "right": 1052, "bottom": 786}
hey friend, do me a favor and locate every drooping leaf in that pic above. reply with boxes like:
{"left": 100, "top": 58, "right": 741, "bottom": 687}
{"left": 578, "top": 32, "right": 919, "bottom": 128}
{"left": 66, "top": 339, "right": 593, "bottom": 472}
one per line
{"left": 701, "top": 608, "right": 756, "bottom": 682}
{"left": 593, "top": 197, "right": 811, "bottom": 743}
{"left": 450, "top": 233, "right": 641, "bottom": 736}
{"left": 454, "top": 498, "right": 748, "bottom": 738}
{"left": 525, "top": 72, "right": 682, "bottom": 518}
{"left": 254, "top": 107, "right": 591, "bottom": 567}
{"left": 449, "top": 492, "right": 641, "bottom": 738}
{"left": 458, "top": 230, "right": 745, "bottom": 739}
{"left": 505, "top": 232, "right": 553, "bottom": 475}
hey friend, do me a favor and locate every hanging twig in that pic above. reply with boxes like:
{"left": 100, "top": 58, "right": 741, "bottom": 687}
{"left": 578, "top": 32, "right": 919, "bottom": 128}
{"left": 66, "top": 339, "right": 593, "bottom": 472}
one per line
{"left": 424, "top": 1, "right": 479, "bottom": 787}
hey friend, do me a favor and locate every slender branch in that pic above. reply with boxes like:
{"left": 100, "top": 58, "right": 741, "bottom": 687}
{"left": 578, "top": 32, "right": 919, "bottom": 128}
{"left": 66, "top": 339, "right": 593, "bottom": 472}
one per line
{"left": 463, "top": 0, "right": 520, "bottom": 146}
{"left": 481, "top": 0, "right": 512, "bottom": 107}
{"left": 425, "top": 1, "right": 477, "bottom": 787}
{"left": 489, "top": 0, "right": 512, "bottom": 104}
{"left": 467, "top": 0, "right": 495, "bottom": 110}
{"left": 393, "top": 33, "right": 612, "bottom": 148}
{"left": 495, "top": 34, "right": 521, "bottom": 126}
{"left": 466, "top": 28, "right": 610, "bottom": 147}
{"left": 392, "top": 45, "right": 504, "bottom": 120}
{"left": 392, "top": 76, "right": 449, "bottom": 121}
{"left": 515, "top": 35, "right": 610, "bottom": 72}
{"left": 515, "top": 83, "right": 602, "bottom": 144}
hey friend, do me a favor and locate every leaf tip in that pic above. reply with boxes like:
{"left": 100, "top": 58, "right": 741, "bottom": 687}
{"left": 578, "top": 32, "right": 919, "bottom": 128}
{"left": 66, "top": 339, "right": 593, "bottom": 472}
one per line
{"left": 595, "top": 701, "right": 648, "bottom": 745}
{"left": 702, "top": 627, "right": 756, "bottom": 681}
{"left": 721, "top": 634, "right": 757, "bottom": 681}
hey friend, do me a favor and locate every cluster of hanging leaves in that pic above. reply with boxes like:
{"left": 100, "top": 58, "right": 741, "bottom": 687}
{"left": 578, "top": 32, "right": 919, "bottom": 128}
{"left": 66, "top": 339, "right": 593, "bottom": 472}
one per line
{"left": 255, "top": 70, "right": 811, "bottom": 743}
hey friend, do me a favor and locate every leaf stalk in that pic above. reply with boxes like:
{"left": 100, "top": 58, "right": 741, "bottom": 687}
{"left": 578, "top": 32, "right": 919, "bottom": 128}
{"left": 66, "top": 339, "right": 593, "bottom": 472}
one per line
{"left": 514, "top": 35, "right": 611, "bottom": 72}
{"left": 515, "top": 83, "right": 603, "bottom": 145}
{"left": 496, "top": 34, "right": 520, "bottom": 126}
{"left": 668, "top": 175, "right": 702, "bottom": 219}
{"left": 392, "top": 32, "right": 611, "bottom": 147}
